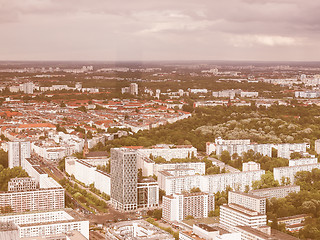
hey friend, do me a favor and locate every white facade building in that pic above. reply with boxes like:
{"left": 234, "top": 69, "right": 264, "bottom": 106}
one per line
{"left": 228, "top": 191, "right": 266, "bottom": 214}
{"left": 0, "top": 209, "right": 89, "bottom": 239}
{"left": 273, "top": 163, "right": 320, "bottom": 183}
{"left": 8, "top": 141, "right": 31, "bottom": 168}
{"left": 243, "top": 162, "right": 261, "bottom": 172}
{"left": 249, "top": 185, "right": 300, "bottom": 199}
{"left": 289, "top": 157, "right": 318, "bottom": 167}
{"left": 162, "top": 192, "right": 214, "bottom": 222}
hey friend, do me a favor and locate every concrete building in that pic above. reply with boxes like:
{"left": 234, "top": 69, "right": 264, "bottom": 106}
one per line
{"left": 273, "top": 163, "right": 320, "bottom": 183}
{"left": 276, "top": 143, "right": 308, "bottom": 159}
{"left": 220, "top": 204, "right": 267, "bottom": 230}
{"left": 243, "top": 161, "right": 261, "bottom": 172}
{"left": 111, "top": 148, "right": 138, "bottom": 211}
{"left": 65, "top": 157, "right": 111, "bottom": 195}
{"left": 8, "top": 141, "right": 31, "bottom": 168}
{"left": 130, "top": 83, "right": 138, "bottom": 95}
{"left": 228, "top": 191, "right": 266, "bottom": 214}
{"left": 234, "top": 225, "right": 299, "bottom": 240}
{"left": 315, "top": 139, "right": 320, "bottom": 154}
{"left": 249, "top": 185, "right": 300, "bottom": 199}
{"left": 159, "top": 169, "right": 265, "bottom": 195}
{"left": 0, "top": 158, "right": 65, "bottom": 213}
{"left": 137, "top": 178, "right": 159, "bottom": 208}
{"left": 180, "top": 223, "right": 241, "bottom": 240}
{"left": 107, "top": 220, "right": 174, "bottom": 240}
{"left": 22, "top": 82, "right": 34, "bottom": 94}
{"left": 0, "top": 221, "right": 19, "bottom": 240}
{"left": 240, "top": 91, "right": 259, "bottom": 98}
{"left": 137, "top": 144, "right": 197, "bottom": 161}
{"left": 289, "top": 157, "right": 317, "bottom": 166}
{"left": 8, "top": 177, "right": 36, "bottom": 192}
{"left": 162, "top": 192, "right": 214, "bottom": 222}
{"left": 0, "top": 209, "right": 89, "bottom": 239}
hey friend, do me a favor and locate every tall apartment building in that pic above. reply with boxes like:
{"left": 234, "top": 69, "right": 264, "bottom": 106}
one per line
{"left": 8, "top": 141, "right": 31, "bottom": 168}
{"left": 162, "top": 192, "right": 214, "bottom": 222}
{"left": 130, "top": 83, "right": 138, "bottom": 95}
{"left": 249, "top": 185, "right": 300, "bottom": 199}
{"left": 315, "top": 139, "right": 320, "bottom": 154}
{"left": 0, "top": 209, "right": 89, "bottom": 239}
{"left": 111, "top": 148, "right": 138, "bottom": 211}
{"left": 228, "top": 191, "right": 266, "bottom": 214}
{"left": 22, "top": 82, "right": 34, "bottom": 94}
{"left": 0, "top": 221, "right": 19, "bottom": 240}
{"left": 273, "top": 163, "right": 320, "bottom": 183}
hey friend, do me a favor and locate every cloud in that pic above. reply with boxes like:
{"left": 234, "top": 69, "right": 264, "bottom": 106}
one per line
{"left": 230, "top": 34, "right": 300, "bottom": 47}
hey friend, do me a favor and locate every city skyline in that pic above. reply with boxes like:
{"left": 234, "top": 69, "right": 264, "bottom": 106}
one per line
{"left": 1, "top": 0, "right": 320, "bottom": 61}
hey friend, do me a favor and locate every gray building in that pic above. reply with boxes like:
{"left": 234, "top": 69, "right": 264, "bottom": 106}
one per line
{"left": 111, "top": 148, "right": 138, "bottom": 211}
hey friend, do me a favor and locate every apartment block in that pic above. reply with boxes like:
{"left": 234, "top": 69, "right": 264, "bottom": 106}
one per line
{"left": 315, "top": 139, "right": 320, "bottom": 154}
{"left": 243, "top": 161, "right": 261, "bottom": 171}
{"left": 8, "top": 177, "right": 37, "bottom": 192}
{"left": 289, "top": 157, "right": 317, "bottom": 167}
{"left": 162, "top": 192, "right": 214, "bottom": 222}
{"left": 8, "top": 141, "right": 31, "bottom": 168}
{"left": 220, "top": 204, "right": 267, "bottom": 230}
{"left": 65, "top": 157, "right": 111, "bottom": 195}
{"left": 249, "top": 185, "right": 300, "bottom": 199}
{"left": 159, "top": 169, "right": 265, "bottom": 195}
{"left": 0, "top": 209, "right": 89, "bottom": 239}
{"left": 228, "top": 191, "right": 266, "bottom": 214}
{"left": 273, "top": 163, "right": 320, "bottom": 183}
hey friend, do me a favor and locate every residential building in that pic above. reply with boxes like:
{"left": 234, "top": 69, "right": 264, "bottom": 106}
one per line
{"left": 22, "top": 82, "right": 34, "bottom": 94}
{"left": 277, "top": 214, "right": 308, "bottom": 232}
{"left": 234, "top": 225, "right": 299, "bottom": 240}
{"left": 0, "top": 209, "right": 89, "bottom": 239}
{"left": 228, "top": 191, "right": 266, "bottom": 214}
{"left": 8, "top": 141, "right": 31, "bottom": 168}
{"left": 0, "top": 221, "right": 19, "bottom": 240}
{"left": 8, "top": 177, "right": 36, "bottom": 192}
{"left": 159, "top": 169, "right": 265, "bottom": 195}
{"left": 289, "top": 157, "right": 317, "bottom": 167}
{"left": 315, "top": 139, "right": 320, "bottom": 154}
{"left": 220, "top": 204, "right": 267, "bottom": 230}
{"left": 240, "top": 91, "right": 259, "bottom": 98}
{"left": 273, "top": 163, "right": 320, "bottom": 183}
{"left": 162, "top": 192, "right": 214, "bottom": 222}
{"left": 130, "top": 83, "right": 139, "bottom": 95}
{"left": 249, "top": 185, "right": 300, "bottom": 199}
{"left": 243, "top": 161, "right": 261, "bottom": 172}
{"left": 111, "top": 148, "right": 138, "bottom": 211}
{"left": 65, "top": 157, "right": 111, "bottom": 195}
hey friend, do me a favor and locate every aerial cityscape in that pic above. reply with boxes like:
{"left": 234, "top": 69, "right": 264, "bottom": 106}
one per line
{"left": 1, "top": 1, "right": 320, "bottom": 240}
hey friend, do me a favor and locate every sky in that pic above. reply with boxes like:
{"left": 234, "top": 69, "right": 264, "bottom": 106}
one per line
{"left": 1, "top": 0, "right": 320, "bottom": 61}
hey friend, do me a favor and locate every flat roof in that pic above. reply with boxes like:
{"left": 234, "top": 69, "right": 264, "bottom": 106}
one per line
{"left": 236, "top": 226, "right": 299, "bottom": 240}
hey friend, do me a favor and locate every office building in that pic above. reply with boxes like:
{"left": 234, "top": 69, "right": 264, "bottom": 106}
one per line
{"left": 8, "top": 141, "right": 31, "bottom": 168}
{"left": 162, "top": 192, "right": 214, "bottom": 222}
{"left": 137, "top": 178, "right": 159, "bottom": 208}
{"left": 249, "top": 185, "right": 300, "bottom": 199}
{"left": 111, "top": 148, "right": 138, "bottom": 211}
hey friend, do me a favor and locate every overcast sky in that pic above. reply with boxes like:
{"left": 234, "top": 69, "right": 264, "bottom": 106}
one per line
{"left": 1, "top": 0, "right": 320, "bottom": 61}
